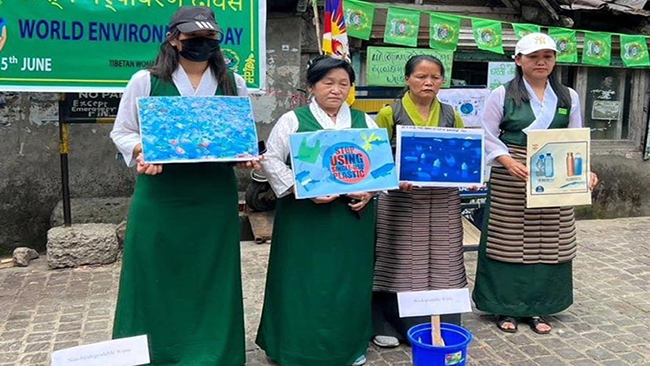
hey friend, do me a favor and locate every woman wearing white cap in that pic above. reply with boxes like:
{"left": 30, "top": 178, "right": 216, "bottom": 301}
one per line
{"left": 110, "top": 6, "right": 249, "bottom": 364}
{"left": 472, "top": 33, "right": 598, "bottom": 334}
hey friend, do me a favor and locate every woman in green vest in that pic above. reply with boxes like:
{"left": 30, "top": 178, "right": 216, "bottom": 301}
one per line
{"left": 110, "top": 6, "right": 249, "bottom": 365}
{"left": 255, "top": 56, "right": 377, "bottom": 366}
{"left": 473, "top": 33, "right": 598, "bottom": 335}
{"left": 371, "top": 55, "right": 467, "bottom": 348}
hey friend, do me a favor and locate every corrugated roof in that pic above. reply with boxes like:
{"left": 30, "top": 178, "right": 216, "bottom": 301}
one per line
{"left": 558, "top": 0, "right": 650, "bottom": 16}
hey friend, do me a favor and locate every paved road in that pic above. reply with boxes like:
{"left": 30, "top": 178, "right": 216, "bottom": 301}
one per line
{"left": 0, "top": 217, "right": 649, "bottom": 365}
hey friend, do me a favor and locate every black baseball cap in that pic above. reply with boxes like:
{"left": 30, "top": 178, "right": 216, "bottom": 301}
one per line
{"left": 170, "top": 6, "right": 220, "bottom": 33}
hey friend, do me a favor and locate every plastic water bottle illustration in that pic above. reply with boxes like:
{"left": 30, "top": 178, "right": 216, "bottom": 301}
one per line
{"left": 432, "top": 158, "right": 441, "bottom": 176}
{"left": 461, "top": 162, "right": 468, "bottom": 178}
{"left": 536, "top": 155, "right": 546, "bottom": 177}
{"left": 544, "top": 153, "right": 554, "bottom": 178}
{"left": 574, "top": 153, "right": 583, "bottom": 176}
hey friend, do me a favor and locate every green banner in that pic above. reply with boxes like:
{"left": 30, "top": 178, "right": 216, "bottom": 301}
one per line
{"left": 383, "top": 7, "right": 420, "bottom": 48}
{"left": 471, "top": 18, "right": 503, "bottom": 54}
{"left": 582, "top": 31, "right": 611, "bottom": 67}
{"left": 429, "top": 12, "right": 460, "bottom": 51}
{"left": 366, "top": 46, "right": 453, "bottom": 88}
{"left": 344, "top": 0, "right": 375, "bottom": 41}
{"left": 0, "top": 0, "right": 266, "bottom": 91}
{"left": 620, "top": 34, "right": 650, "bottom": 67}
{"left": 548, "top": 28, "right": 577, "bottom": 63}
{"left": 511, "top": 23, "right": 540, "bottom": 40}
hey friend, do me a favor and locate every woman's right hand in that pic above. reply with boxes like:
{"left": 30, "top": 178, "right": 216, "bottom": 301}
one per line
{"left": 399, "top": 181, "right": 413, "bottom": 191}
{"left": 135, "top": 152, "right": 163, "bottom": 175}
{"left": 498, "top": 155, "right": 528, "bottom": 181}
{"left": 311, "top": 195, "right": 339, "bottom": 204}
{"left": 242, "top": 156, "right": 264, "bottom": 170}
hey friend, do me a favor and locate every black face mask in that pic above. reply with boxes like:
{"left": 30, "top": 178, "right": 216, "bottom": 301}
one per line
{"left": 179, "top": 37, "right": 220, "bottom": 62}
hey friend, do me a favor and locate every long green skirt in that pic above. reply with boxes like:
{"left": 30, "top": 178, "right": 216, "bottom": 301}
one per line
{"left": 256, "top": 196, "right": 375, "bottom": 366}
{"left": 472, "top": 182, "right": 573, "bottom": 317}
{"left": 113, "top": 163, "right": 245, "bottom": 366}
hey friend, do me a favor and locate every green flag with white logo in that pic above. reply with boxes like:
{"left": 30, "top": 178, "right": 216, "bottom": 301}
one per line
{"left": 471, "top": 18, "right": 504, "bottom": 54}
{"left": 344, "top": 0, "right": 375, "bottom": 41}
{"left": 512, "top": 23, "right": 541, "bottom": 40}
{"left": 429, "top": 12, "right": 461, "bottom": 51}
{"left": 548, "top": 28, "right": 578, "bottom": 63}
{"left": 384, "top": 7, "right": 421, "bottom": 47}
{"left": 620, "top": 34, "right": 650, "bottom": 67}
{"left": 582, "top": 31, "right": 611, "bottom": 67}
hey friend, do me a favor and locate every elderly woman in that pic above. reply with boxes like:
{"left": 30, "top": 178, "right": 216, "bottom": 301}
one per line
{"left": 371, "top": 55, "right": 467, "bottom": 348}
{"left": 110, "top": 6, "right": 249, "bottom": 365}
{"left": 255, "top": 56, "right": 377, "bottom": 366}
{"left": 473, "top": 33, "right": 598, "bottom": 335}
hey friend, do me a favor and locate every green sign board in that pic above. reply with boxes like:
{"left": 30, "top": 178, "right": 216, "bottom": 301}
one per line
{"left": 0, "top": 0, "right": 266, "bottom": 92}
{"left": 366, "top": 46, "right": 453, "bottom": 88}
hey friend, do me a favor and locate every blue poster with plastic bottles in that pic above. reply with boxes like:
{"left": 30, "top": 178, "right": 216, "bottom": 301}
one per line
{"left": 288, "top": 128, "right": 399, "bottom": 199}
{"left": 396, "top": 126, "right": 485, "bottom": 187}
{"left": 138, "top": 96, "right": 259, "bottom": 164}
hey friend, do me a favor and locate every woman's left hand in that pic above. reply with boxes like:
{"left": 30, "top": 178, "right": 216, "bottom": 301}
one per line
{"left": 346, "top": 192, "right": 374, "bottom": 212}
{"left": 589, "top": 172, "right": 599, "bottom": 191}
{"left": 236, "top": 156, "right": 264, "bottom": 170}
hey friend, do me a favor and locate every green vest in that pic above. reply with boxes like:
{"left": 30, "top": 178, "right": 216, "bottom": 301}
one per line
{"left": 499, "top": 83, "right": 570, "bottom": 146}
{"left": 149, "top": 70, "right": 236, "bottom": 96}
{"left": 293, "top": 105, "right": 368, "bottom": 132}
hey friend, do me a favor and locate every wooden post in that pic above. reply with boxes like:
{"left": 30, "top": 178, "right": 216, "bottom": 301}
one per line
{"left": 431, "top": 315, "right": 445, "bottom": 346}
{"left": 58, "top": 93, "right": 72, "bottom": 227}
{"left": 312, "top": 0, "right": 323, "bottom": 54}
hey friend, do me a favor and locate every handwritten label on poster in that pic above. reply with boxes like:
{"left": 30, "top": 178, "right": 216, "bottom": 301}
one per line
{"left": 366, "top": 47, "right": 454, "bottom": 88}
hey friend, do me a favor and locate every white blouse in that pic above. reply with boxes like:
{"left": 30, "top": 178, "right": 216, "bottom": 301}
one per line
{"left": 110, "top": 67, "right": 249, "bottom": 167}
{"left": 482, "top": 79, "right": 582, "bottom": 166}
{"left": 261, "top": 99, "right": 379, "bottom": 198}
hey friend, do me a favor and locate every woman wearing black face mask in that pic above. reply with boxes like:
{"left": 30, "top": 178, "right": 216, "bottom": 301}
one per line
{"left": 110, "top": 6, "right": 249, "bottom": 365}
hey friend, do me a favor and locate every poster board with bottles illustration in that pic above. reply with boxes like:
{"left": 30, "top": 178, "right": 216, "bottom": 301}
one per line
{"left": 526, "top": 128, "right": 591, "bottom": 208}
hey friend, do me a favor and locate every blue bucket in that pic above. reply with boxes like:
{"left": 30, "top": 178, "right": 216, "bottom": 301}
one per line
{"left": 407, "top": 323, "right": 472, "bottom": 366}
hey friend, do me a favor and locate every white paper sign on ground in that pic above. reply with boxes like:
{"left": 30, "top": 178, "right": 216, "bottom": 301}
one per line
{"left": 397, "top": 288, "right": 472, "bottom": 318}
{"left": 51, "top": 335, "right": 150, "bottom": 366}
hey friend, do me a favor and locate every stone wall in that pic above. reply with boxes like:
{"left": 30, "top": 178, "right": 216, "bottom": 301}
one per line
{"left": 576, "top": 155, "right": 650, "bottom": 220}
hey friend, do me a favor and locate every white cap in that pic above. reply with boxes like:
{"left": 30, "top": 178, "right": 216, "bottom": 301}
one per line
{"left": 515, "top": 33, "right": 557, "bottom": 55}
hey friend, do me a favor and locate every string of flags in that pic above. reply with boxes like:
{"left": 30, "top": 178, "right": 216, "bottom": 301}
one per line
{"left": 342, "top": 0, "right": 650, "bottom": 67}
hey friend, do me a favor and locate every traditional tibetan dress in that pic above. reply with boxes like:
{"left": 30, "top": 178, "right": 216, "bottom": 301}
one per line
{"left": 112, "top": 71, "right": 246, "bottom": 365}
{"left": 372, "top": 93, "right": 467, "bottom": 340}
{"left": 256, "top": 102, "right": 376, "bottom": 366}
{"left": 473, "top": 81, "right": 580, "bottom": 317}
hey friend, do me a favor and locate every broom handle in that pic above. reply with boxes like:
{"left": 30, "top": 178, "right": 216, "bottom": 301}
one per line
{"left": 431, "top": 315, "right": 445, "bottom": 346}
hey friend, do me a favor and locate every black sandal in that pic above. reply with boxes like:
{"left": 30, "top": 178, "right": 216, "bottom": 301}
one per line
{"left": 527, "top": 316, "right": 551, "bottom": 334}
{"left": 496, "top": 315, "right": 518, "bottom": 333}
